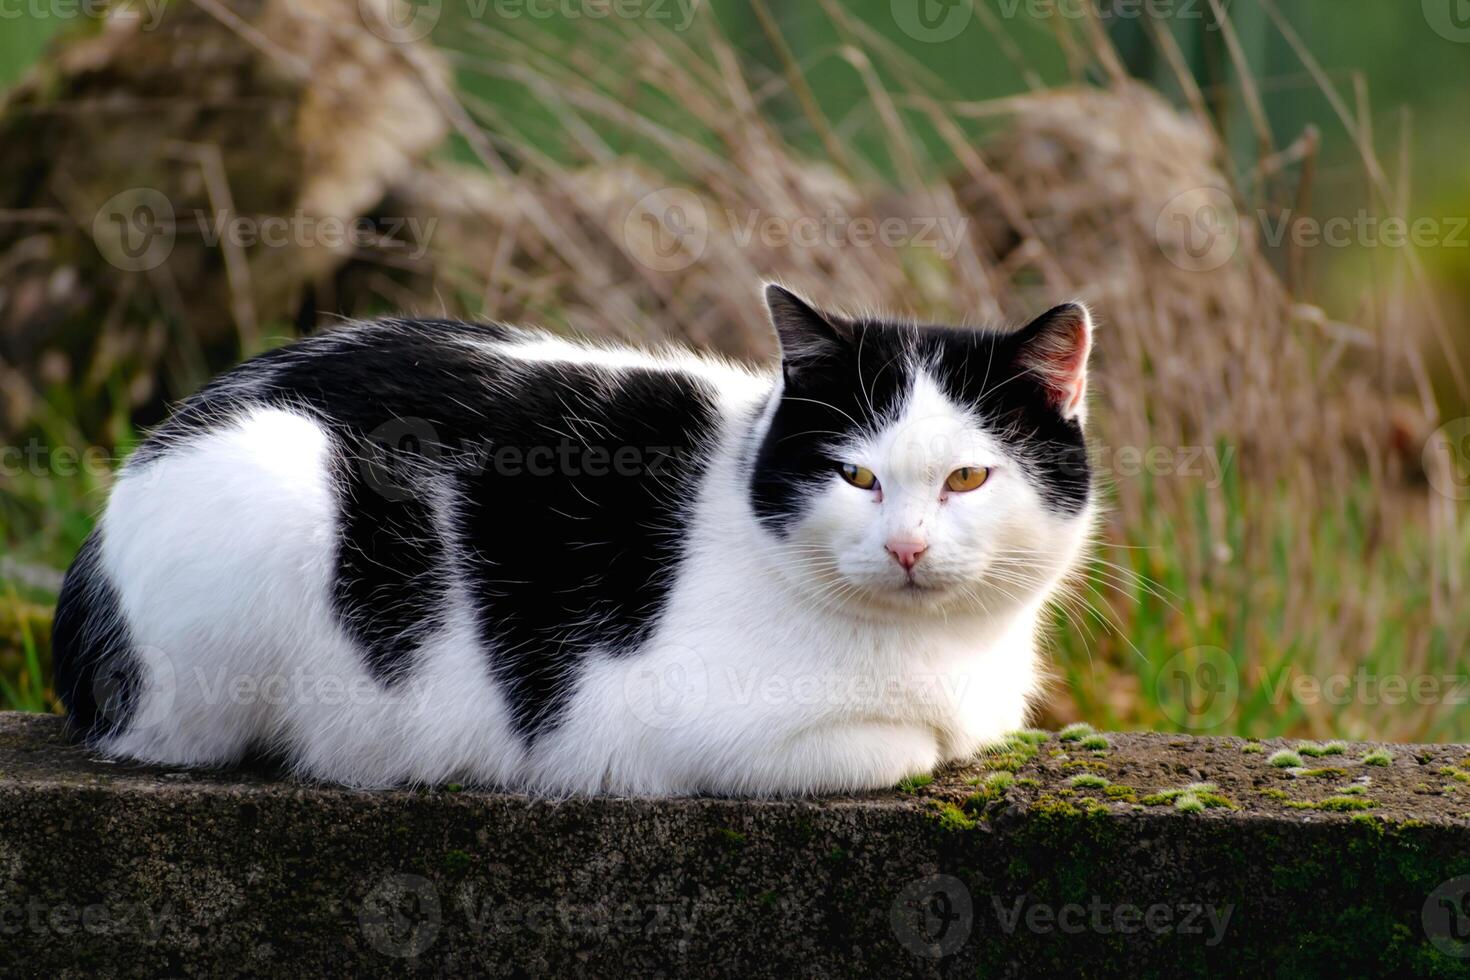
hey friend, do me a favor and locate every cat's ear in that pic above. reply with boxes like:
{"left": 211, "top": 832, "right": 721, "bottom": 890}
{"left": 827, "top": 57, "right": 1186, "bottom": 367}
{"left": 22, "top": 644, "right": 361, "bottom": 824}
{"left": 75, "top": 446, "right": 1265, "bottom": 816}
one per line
{"left": 1012, "top": 302, "right": 1093, "bottom": 421}
{"left": 765, "top": 284, "right": 851, "bottom": 375}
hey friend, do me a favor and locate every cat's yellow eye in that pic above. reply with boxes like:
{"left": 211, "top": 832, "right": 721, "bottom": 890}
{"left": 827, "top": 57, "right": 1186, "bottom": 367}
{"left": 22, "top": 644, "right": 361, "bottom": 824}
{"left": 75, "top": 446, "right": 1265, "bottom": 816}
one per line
{"left": 945, "top": 466, "right": 990, "bottom": 493}
{"left": 839, "top": 463, "right": 879, "bottom": 490}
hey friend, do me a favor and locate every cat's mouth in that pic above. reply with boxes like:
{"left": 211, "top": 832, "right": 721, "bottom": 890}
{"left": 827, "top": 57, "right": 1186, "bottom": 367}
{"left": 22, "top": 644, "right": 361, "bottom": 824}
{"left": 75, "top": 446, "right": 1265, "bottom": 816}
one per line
{"left": 868, "top": 574, "right": 950, "bottom": 606}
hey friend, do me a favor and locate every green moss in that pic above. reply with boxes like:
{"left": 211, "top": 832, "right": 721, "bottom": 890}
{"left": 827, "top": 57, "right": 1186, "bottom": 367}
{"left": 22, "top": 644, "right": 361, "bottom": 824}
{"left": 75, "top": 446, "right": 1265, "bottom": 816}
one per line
{"left": 1175, "top": 794, "right": 1205, "bottom": 813}
{"left": 1362, "top": 749, "right": 1393, "bottom": 767}
{"left": 1258, "top": 788, "right": 1291, "bottom": 800}
{"left": 1058, "top": 722, "right": 1095, "bottom": 742}
{"left": 442, "top": 850, "right": 472, "bottom": 875}
{"left": 1241, "top": 743, "right": 1264, "bottom": 754}
{"left": 1285, "top": 795, "right": 1377, "bottom": 812}
{"left": 1193, "top": 792, "right": 1238, "bottom": 810}
{"left": 1004, "top": 728, "right": 1050, "bottom": 747}
{"left": 1295, "top": 767, "right": 1349, "bottom": 779}
{"left": 1269, "top": 750, "right": 1304, "bottom": 768}
{"left": 1439, "top": 767, "right": 1470, "bottom": 785}
{"left": 444, "top": 782, "right": 464, "bottom": 793}
{"left": 1297, "top": 741, "right": 1347, "bottom": 757}
{"left": 1103, "top": 784, "right": 1138, "bottom": 802}
{"left": 1033, "top": 794, "right": 1083, "bottom": 817}
{"left": 896, "top": 773, "right": 934, "bottom": 793}
{"left": 1016, "top": 777, "right": 1041, "bottom": 788}
{"left": 1079, "top": 734, "right": 1110, "bottom": 751}
{"left": 933, "top": 801, "right": 978, "bottom": 831}
{"left": 1140, "top": 783, "right": 1234, "bottom": 810}
{"left": 968, "top": 771, "right": 1016, "bottom": 802}
{"left": 715, "top": 828, "right": 748, "bottom": 846}
{"left": 1068, "top": 774, "right": 1108, "bottom": 789}
{"left": 984, "top": 732, "right": 1043, "bottom": 774}
{"left": 981, "top": 751, "right": 1031, "bottom": 772}
{"left": 1337, "top": 785, "right": 1367, "bottom": 796}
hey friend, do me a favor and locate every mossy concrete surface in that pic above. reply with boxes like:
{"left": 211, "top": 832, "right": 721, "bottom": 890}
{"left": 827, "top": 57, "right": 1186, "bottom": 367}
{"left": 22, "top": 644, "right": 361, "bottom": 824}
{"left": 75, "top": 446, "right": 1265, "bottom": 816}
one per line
{"left": 3, "top": 713, "right": 1470, "bottom": 977}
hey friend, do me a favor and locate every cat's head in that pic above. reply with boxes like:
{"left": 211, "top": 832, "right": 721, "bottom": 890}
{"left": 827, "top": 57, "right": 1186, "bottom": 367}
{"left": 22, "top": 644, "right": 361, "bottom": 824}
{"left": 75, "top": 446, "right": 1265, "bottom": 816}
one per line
{"left": 750, "top": 284, "right": 1094, "bottom": 616}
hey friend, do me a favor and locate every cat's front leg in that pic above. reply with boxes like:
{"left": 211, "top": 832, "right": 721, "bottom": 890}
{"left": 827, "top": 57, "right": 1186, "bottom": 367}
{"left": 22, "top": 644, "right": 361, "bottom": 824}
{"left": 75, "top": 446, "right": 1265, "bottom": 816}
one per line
{"left": 733, "top": 719, "right": 944, "bottom": 796}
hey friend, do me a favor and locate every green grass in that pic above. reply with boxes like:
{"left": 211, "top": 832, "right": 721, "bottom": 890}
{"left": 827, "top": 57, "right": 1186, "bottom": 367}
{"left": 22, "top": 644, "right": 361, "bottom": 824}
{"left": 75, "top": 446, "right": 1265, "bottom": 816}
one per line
{"left": 1, "top": 387, "right": 138, "bottom": 714}
{"left": 1049, "top": 469, "right": 1470, "bottom": 744}
{"left": 0, "top": 587, "right": 50, "bottom": 712}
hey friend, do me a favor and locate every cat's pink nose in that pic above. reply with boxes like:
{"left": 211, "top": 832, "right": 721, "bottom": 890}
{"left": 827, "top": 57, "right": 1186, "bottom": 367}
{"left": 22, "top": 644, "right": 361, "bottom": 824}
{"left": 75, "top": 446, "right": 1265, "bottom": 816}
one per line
{"left": 886, "top": 538, "right": 927, "bottom": 571}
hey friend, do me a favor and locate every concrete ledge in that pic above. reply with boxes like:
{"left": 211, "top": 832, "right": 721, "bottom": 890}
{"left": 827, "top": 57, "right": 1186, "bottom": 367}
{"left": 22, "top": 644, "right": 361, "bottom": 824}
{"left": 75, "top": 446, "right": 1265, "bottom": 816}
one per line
{"left": 3, "top": 713, "right": 1470, "bottom": 977}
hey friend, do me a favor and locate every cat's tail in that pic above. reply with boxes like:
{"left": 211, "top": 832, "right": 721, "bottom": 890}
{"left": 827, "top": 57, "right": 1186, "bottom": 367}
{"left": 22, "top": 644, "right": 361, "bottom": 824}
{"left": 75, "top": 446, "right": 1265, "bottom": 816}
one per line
{"left": 51, "top": 529, "right": 140, "bottom": 745}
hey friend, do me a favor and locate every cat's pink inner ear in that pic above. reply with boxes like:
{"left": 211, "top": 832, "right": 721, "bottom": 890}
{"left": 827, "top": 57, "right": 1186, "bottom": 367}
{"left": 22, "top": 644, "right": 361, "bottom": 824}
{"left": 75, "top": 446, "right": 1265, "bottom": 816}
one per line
{"left": 1015, "top": 303, "right": 1092, "bottom": 418}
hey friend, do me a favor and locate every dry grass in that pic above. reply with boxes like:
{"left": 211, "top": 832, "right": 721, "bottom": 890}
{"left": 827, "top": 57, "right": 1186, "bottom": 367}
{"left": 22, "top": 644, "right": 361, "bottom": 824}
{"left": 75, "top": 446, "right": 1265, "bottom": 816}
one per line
{"left": 2, "top": 1, "right": 1466, "bottom": 740}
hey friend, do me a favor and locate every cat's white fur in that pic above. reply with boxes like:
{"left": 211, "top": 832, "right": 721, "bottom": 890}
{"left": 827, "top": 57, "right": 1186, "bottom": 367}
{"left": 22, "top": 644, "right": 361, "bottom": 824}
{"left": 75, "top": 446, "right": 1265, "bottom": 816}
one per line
{"left": 89, "top": 310, "right": 1093, "bottom": 796}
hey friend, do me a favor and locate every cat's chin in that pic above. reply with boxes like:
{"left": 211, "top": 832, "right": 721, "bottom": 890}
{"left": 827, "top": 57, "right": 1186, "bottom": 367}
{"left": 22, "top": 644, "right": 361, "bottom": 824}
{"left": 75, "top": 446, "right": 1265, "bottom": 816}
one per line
{"left": 836, "top": 577, "right": 975, "bottom": 616}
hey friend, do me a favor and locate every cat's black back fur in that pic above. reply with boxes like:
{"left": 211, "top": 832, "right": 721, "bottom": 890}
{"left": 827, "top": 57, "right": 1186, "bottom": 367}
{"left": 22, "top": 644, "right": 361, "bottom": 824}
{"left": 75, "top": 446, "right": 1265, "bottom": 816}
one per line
{"left": 121, "top": 320, "right": 723, "bottom": 738}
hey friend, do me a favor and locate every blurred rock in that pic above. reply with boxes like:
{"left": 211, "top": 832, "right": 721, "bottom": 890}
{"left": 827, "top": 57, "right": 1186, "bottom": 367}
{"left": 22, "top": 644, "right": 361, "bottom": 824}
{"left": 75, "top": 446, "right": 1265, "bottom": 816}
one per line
{"left": 0, "top": 0, "right": 448, "bottom": 435}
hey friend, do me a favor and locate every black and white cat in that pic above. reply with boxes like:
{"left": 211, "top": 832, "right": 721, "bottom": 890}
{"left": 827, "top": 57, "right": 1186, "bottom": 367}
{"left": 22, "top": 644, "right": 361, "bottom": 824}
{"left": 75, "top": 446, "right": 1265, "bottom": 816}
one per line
{"left": 52, "top": 285, "right": 1095, "bottom": 795}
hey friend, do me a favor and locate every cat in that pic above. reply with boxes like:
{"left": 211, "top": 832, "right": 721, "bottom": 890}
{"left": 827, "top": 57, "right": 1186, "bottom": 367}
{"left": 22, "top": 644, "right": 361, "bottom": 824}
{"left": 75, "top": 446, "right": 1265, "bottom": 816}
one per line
{"left": 51, "top": 284, "right": 1095, "bottom": 796}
